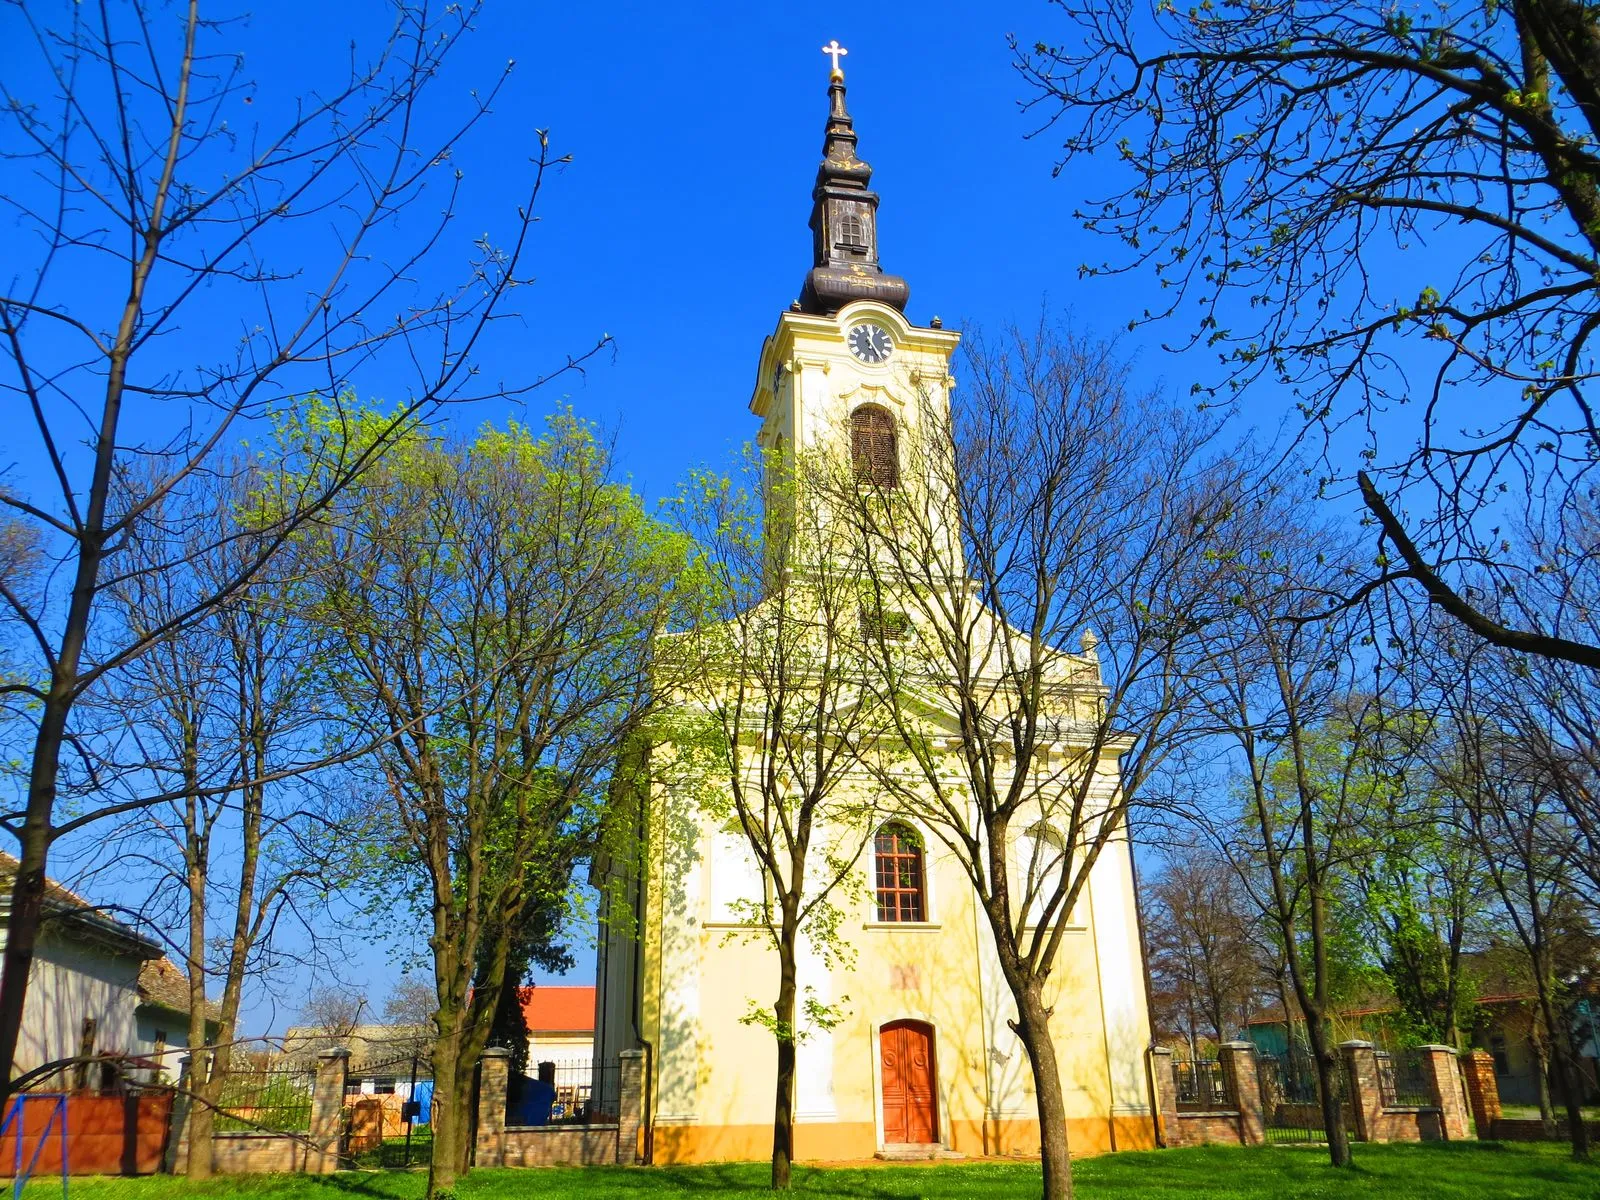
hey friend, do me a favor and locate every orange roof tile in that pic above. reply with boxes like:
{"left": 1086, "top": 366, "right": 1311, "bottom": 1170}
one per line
{"left": 519, "top": 985, "right": 595, "bottom": 1034}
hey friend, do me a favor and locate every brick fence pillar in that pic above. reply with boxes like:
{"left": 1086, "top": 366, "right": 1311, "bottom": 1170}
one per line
{"left": 1461, "top": 1049, "right": 1501, "bottom": 1135}
{"left": 1149, "top": 1047, "right": 1182, "bottom": 1148}
{"left": 310, "top": 1048, "right": 349, "bottom": 1174}
{"left": 1340, "top": 1041, "right": 1380, "bottom": 1143}
{"left": 617, "top": 1049, "right": 645, "bottom": 1165}
{"left": 475, "top": 1047, "right": 510, "bottom": 1168}
{"left": 1420, "top": 1045, "right": 1473, "bottom": 1141}
{"left": 1220, "top": 1042, "right": 1265, "bottom": 1146}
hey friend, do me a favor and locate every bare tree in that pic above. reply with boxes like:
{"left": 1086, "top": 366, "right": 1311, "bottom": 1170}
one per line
{"left": 94, "top": 470, "right": 368, "bottom": 1178}
{"left": 837, "top": 325, "right": 1243, "bottom": 1200}
{"left": 384, "top": 975, "right": 438, "bottom": 1031}
{"left": 300, "top": 986, "right": 369, "bottom": 1043}
{"left": 0, "top": 0, "right": 605, "bottom": 1091}
{"left": 312, "top": 416, "right": 685, "bottom": 1193}
{"left": 1017, "top": 0, "right": 1600, "bottom": 669}
{"left": 1429, "top": 624, "right": 1597, "bottom": 1158}
{"left": 1144, "top": 849, "right": 1266, "bottom": 1052}
{"left": 1179, "top": 482, "right": 1380, "bottom": 1169}
{"left": 657, "top": 449, "right": 887, "bottom": 1190}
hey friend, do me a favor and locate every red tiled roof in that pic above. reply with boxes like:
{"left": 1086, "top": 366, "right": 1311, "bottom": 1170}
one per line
{"left": 519, "top": 986, "right": 594, "bottom": 1034}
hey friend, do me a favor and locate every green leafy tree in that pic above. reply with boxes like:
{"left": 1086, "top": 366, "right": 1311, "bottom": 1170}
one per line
{"left": 0, "top": 0, "right": 604, "bottom": 1093}
{"left": 309, "top": 413, "right": 688, "bottom": 1193}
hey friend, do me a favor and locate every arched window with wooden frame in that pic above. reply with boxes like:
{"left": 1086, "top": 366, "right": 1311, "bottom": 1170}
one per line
{"left": 836, "top": 213, "right": 867, "bottom": 250}
{"left": 874, "top": 822, "right": 925, "bottom": 922}
{"left": 851, "top": 405, "right": 899, "bottom": 489}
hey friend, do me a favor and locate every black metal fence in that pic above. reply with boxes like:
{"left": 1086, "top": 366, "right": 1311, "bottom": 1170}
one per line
{"left": 1174, "top": 1060, "right": 1231, "bottom": 1111}
{"left": 1257, "top": 1045, "right": 1355, "bottom": 1145}
{"left": 541, "top": 1059, "right": 622, "bottom": 1125}
{"left": 212, "top": 1062, "right": 316, "bottom": 1133}
{"left": 1376, "top": 1049, "right": 1434, "bottom": 1108}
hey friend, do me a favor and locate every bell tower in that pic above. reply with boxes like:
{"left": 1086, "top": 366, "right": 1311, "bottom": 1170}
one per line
{"left": 798, "top": 42, "right": 911, "bottom": 316}
{"left": 749, "top": 45, "right": 961, "bottom": 582}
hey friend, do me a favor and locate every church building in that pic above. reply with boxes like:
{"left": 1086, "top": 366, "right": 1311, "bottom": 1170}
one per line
{"left": 592, "top": 48, "right": 1156, "bottom": 1165}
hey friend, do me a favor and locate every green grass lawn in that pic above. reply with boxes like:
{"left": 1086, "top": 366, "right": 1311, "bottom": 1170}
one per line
{"left": 17, "top": 1143, "right": 1597, "bottom": 1199}
{"left": 1501, "top": 1104, "right": 1600, "bottom": 1122}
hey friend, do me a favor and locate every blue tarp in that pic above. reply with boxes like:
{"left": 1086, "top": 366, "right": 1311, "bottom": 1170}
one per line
{"left": 506, "top": 1076, "right": 555, "bottom": 1126}
{"left": 411, "top": 1079, "right": 434, "bottom": 1125}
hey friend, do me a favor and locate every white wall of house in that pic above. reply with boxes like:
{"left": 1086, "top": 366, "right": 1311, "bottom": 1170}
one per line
{"left": 6, "top": 929, "right": 144, "bottom": 1081}
{"left": 133, "top": 1009, "right": 187, "bottom": 1083}
{"left": 527, "top": 1033, "right": 593, "bottom": 1064}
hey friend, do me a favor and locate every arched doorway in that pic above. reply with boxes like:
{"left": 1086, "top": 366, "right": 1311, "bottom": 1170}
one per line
{"left": 880, "top": 1019, "right": 938, "bottom": 1145}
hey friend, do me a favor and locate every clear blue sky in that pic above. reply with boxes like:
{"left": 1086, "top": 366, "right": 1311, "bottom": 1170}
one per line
{"left": 228, "top": 0, "right": 1221, "bottom": 504}
{"left": 14, "top": 0, "right": 1318, "bottom": 1031}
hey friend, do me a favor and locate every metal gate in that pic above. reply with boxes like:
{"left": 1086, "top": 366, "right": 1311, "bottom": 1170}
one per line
{"left": 343, "top": 1049, "right": 432, "bottom": 1168}
{"left": 1256, "top": 1046, "right": 1357, "bottom": 1144}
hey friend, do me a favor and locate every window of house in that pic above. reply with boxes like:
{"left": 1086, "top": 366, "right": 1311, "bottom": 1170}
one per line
{"left": 73, "top": 1017, "right": 97, "bottom": 1091}
{"left": 373, "top": 1077, "right": 397, "bottom": 1095}
{"left": 1490, "top": 1033, "right": 1509, "bottom": 1075}
{"left": 874, "top": 823, "right": 926, "bottom": 922}
{"left": 851, "top": 406, "right": 899, "bottom": 489}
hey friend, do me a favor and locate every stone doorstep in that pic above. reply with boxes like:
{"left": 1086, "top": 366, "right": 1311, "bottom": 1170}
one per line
{"left": 874, "top": 1144, "right": 967, "bottom": 1162}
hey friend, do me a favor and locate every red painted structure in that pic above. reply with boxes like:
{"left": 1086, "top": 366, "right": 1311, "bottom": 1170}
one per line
{"left": 0, "top": 1092, "right": 172, "bottom": 1176}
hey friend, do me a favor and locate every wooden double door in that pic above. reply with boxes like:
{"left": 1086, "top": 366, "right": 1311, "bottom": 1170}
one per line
{"left": 880, "top": 1020, "right": 938, "bottom": 1145}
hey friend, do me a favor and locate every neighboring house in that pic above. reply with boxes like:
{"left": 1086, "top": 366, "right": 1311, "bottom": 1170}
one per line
{"left": 282, "top": 1022, "right": 434, "bottom": 1141}
{"left": 135, "top": 957, "right": 220, "bottom": 1083}
{"left": 0, "top": 853, "right": 212, "bottom": 1086}
{"left": 281, "top": 1022, "right": 433, "bottom": 1096}
{"left": 519, "top": 986, "right": 595, "bottom": 1064}
{"left": 592, "top": 70, "right": 1154, "bottom": 1164}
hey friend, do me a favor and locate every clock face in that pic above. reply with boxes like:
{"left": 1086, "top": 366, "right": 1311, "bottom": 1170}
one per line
{"left": 847, "top": 322, "right": 893, "bottom": 364}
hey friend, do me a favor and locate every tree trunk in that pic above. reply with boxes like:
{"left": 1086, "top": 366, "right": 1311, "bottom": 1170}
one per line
{"left": 1555, "top": 1048, "right": 1593, "bottom": 1161}
{"left": 1014, "top": 983, "right": 1073, "bottom": 1200}
{"left": 428, "top": 1016, "right": 464, "bottom": 1194}
{"left": 771, "top": 934, "right": 798, "bottom": 1190}
{"left": 1304, "top": 1017, "right": 1352, "bottom": 1168}
{"left": 0, "top": 692, "right": 71, "bottom": 1092}
{"left": 184, "top": 842, "right": 213, "bottom": 1178}
{"left": 1534, "top": 1031, "right": 1559, "bottom": 1137}
{"left": 1541, "top": 998, "right": 1593, "bottom": 1160}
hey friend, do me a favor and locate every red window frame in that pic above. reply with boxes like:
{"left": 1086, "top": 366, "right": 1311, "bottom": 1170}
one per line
{"left": 874, "top": 824, "right": 925, "bottom": 922}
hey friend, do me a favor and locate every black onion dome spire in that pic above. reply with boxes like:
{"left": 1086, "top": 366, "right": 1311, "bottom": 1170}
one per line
{"left": 798, "top": 54, "right": 910, "bottom": 316}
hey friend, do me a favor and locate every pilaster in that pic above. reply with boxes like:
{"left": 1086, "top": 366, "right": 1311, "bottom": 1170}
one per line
{"left": 1219, "top": 1042, "right": 1265, "bottom": 1146}
{"left": 1149, "top": 1047, "right": 1181, "bottom": 1147}
{"left": 310, "top": 1048, "right": 350, "bottom": 1174}
{"left": 1420, "top": 1045, "right": 1473, "bottom": 1140}
{"left": 474, "top": 1048, "right": 510, "bottom": 1168}
{"left": 617, "top": 1049, "right": 646, "bottom": 1165}
{"left": 1461, "top": 1049, "right": 1501, "bottom": 1135}
{"left": 1339, "top": 1040, "right": 1380, "bottom": 1144}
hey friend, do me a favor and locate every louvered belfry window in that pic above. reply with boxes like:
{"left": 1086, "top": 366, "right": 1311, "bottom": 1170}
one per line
{"left": 851, "top": 405, "right": 899, "bottom": 488}
{"left": 874, "top": 823, "right": 925, "bottom": 922}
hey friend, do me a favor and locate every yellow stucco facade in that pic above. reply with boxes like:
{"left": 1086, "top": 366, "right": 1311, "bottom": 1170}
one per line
{"left": 592, "top": 66, "right": 1156, "bottom": 1166}
{"left": 590, "top": 299, "right": 1157, "bottom": 1165}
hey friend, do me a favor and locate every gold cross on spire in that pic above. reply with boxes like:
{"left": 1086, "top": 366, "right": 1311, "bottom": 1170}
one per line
{"left": 821, "top": 39, "right": 848, "bottom": 81}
